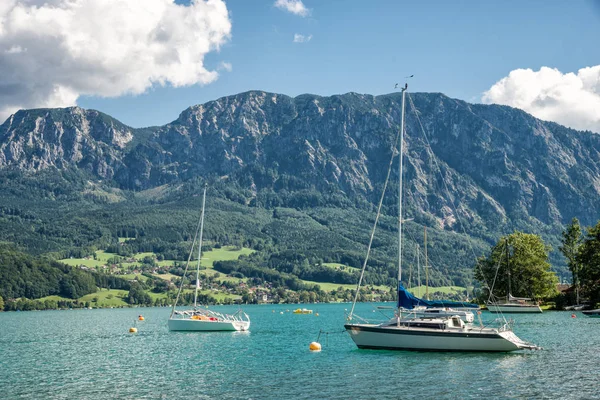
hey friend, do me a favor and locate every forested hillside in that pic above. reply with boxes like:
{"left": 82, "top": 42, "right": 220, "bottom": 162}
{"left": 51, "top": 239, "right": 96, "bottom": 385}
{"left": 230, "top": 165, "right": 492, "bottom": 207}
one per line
{"left": 1, "top": 90, "right": 599, "bottom": 291}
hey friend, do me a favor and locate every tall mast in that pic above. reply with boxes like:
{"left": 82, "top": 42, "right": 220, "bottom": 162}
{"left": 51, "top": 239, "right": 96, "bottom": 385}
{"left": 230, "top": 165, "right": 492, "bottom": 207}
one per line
{"left": 194, "top": 183, "right": 208, "bottom": 308}
{"left": 506, "top": 237, "right": 511, "bottom": 301}
{"left": 416, "top": 244, "right": 421, "bottom": 297}
{"left": 425, "top": 226, "right": 429, "bottom": 300}
{"left": 397, "top": 84, "right": 407, "bottom": 286}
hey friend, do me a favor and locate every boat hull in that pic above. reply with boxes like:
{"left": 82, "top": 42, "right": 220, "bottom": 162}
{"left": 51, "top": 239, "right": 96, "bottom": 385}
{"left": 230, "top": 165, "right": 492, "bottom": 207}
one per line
{"left": 582, "top": 309, "right": 600, "bottom": 318}
{"left": 345, "top": 323, "right": 523, "bottom": 352}
{"left": 168, "top": 318, "right": 250, "bottom": 331}
{"left": 487, "top": 304, "right": 542, "bottom": 313}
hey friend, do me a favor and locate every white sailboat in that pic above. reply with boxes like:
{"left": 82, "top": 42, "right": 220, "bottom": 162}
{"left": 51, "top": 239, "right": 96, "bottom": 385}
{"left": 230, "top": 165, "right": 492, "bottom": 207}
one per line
{"left": 487, "top": 239, "right": 542, "bottom": 314}
{"left": 168, "top": 184, "right": 250, "bottom": 332}
{"left": 344, "top": 84, "right": 540, "bottom": 352}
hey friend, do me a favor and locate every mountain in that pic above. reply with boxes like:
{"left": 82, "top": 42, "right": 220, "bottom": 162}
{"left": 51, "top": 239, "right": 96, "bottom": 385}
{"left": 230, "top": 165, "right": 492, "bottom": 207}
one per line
{"left": 1, "top": 91, "right": 599, "bottom": 285}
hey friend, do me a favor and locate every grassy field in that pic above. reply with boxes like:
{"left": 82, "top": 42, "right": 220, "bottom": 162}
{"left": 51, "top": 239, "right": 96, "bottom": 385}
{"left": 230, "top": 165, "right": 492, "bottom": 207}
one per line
{"left": 79, "top": 289, "right": 129, "bottom": 307}
{"left": 201, "top": 246, "right": 255, "bottom": 268}
{"left": 407, "top": 285, "right": 467, "bottom": 296}
{"left": 59, "top": 257, "right": 105, "bottom": 268}
{"left": 151, "top": 272, "right": 179, "bottom": 281}
{"left": 119, "top": 273, "right": 148, "bottom": 282}
{"left": 299, "top": 280, "right": 388, "bottom": 292}
{"left": 322, "top": 262, "right": 357, "bottom": 271}
{"left": 59, "top": 246, "right": 254, "bottom": 272}
{"left": 38, "top": 295, "right": 72, "bottom": 302}
{"left": 199, "top": 290, "right": 241, "bottom": 301}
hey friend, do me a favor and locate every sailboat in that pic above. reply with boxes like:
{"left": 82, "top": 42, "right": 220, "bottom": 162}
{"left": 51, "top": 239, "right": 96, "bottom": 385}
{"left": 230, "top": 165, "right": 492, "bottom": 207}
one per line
{"left": 487, "top": 239, "right": 542, "bottom": 314}
{"left": 399, "top": 242, "right": 478, "bottom": 323}
{"left": 168, "top": 184, "right": 250, "bottom": 332}
{"left": 344, "top": 84, "right": 540, "bottom": 352}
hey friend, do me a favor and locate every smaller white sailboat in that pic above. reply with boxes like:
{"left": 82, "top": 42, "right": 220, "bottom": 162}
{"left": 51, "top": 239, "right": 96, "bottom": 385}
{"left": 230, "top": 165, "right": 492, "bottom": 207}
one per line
{"left": 487, "top": 239, "right": 542, "bottom": 314}
{"left": 402, "top": 234, "right": 478, "bottom": 323}
{"left": 168, "top": 184, "right": 250, "bottom": 332}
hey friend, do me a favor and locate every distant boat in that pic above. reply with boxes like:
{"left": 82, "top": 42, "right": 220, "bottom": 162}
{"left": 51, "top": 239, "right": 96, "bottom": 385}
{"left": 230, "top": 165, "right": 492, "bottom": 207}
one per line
{"left": 582, "top": 309, "right": 600, "bottom": 318}
{"left": 344, "top": 84, "right": 539, "bottom": 352}
{"left": 293, "top": 308, "right": 313, "bottom": 314}
{"left": 168, "top": 184, "right": 250, "bottom": 332}
{"left": 487, "top": 239, "right": 542, "bottom": 314}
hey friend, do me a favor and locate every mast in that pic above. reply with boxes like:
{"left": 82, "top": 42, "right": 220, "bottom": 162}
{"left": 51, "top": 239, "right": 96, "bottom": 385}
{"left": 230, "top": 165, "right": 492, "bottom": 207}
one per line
{"left": 506, "top": 237, "right": 511, "bottom": 301}
{"left": 416, "top": 244, "right": 421, "bottom": 297}
{"left": 425, "top": 226, "right": 429, "bottom": 300}
{"left": 194, "top": 184, "right": 208, "bottom": 309}
{"left": 396, "top": 83, "right": 407, "bottom": 321}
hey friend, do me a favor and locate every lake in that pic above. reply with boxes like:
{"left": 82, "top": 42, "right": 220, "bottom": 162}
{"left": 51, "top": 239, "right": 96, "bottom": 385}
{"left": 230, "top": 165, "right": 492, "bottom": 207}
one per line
{"left": 0, "top": 303, "right": 598, "bottom": 399}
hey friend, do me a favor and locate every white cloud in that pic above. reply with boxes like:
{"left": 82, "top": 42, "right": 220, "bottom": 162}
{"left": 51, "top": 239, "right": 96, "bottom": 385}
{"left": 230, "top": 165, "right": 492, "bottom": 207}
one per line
{"left": 293, "top": 33, "right": 312, "bottom": 43}
{"left": 274, "top": 0, "right": 310, "bottom": 17}
{"left": 0, "top": 0, "right": 232, "bottom": 123}
{"left": 218, "top": 61, "right": 232, "bottom": 72}
{"left": 482, "top": 66, "right": 600, "bottom": 133}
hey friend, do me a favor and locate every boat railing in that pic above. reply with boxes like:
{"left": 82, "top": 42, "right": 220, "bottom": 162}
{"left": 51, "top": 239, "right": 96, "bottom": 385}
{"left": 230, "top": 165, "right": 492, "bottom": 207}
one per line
{"left": 172, "top": 308, "right": 250, "bottom": 323}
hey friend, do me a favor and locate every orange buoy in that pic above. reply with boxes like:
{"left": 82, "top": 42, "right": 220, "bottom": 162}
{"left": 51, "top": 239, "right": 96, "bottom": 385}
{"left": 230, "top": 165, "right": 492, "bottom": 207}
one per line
{"left": 138, "top": 315, "right": 144, "bottom": 321}
{"left": 309, "top": 342, "right": 322, "bottom": 352}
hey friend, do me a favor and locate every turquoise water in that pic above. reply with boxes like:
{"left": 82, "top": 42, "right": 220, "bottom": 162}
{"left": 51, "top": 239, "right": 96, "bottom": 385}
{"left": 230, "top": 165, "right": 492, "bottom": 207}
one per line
{"left": 0, "top": 303, "right": 598, "bottom": 399}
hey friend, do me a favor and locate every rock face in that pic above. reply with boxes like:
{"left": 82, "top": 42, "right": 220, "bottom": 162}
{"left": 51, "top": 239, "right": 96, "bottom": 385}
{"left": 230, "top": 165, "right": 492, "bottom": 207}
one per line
{"left": 1, "top": 91, "right": 600, "bottom": 229}
{"left": 0, "top": 107, "right": 132, "bottom": 180}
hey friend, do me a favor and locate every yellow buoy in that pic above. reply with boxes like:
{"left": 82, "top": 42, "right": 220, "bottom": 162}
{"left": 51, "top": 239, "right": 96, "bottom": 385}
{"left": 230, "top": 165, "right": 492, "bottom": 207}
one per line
{"left": 315, "top": 313, "right": 319, "bottom": 316}
{"left": 129, "top": 327, "right": 138, "bottom": 333}
{"left": 280, "top": 311, "right": 284, "bottom": 314}
{"left": 309, "top": 342, "right": 322, "bottom": 352}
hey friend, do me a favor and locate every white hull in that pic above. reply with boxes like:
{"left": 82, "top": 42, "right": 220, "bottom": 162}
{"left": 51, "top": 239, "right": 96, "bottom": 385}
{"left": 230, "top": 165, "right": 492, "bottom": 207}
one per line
{"left": 487, "top": 304, "right": 542, "bottom": 313}
{"left": 168, "top": 318, "right": 250, "bottom": 331}
{"left": 345, "top": 323, "right": 531, "bottom": 352}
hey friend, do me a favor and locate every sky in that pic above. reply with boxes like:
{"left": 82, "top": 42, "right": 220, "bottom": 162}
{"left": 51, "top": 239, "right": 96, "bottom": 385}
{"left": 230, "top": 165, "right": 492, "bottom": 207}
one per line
{"left": 1, "top": 0, "right": 599, "bottom": 131}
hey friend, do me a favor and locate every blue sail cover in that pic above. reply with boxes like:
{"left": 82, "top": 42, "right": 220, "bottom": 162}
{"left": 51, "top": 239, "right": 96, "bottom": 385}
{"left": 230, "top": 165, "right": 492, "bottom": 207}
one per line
{"left": 397, "top": 284, "right": 479, "bottom": 310}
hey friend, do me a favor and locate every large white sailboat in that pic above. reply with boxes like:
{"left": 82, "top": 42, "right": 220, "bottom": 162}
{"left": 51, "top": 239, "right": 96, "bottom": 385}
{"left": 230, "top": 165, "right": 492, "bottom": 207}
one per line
{"left": 168, "top": 184, "right": 250, "bottom": 332}
{"left": 344, "top": 84, "right": 539, "bottom": 352}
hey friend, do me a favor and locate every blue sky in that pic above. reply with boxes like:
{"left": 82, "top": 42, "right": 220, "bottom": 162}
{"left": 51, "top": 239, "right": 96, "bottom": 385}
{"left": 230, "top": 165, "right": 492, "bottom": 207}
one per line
{"left": 2, "top": 0, "right": 599, "bottom": 130}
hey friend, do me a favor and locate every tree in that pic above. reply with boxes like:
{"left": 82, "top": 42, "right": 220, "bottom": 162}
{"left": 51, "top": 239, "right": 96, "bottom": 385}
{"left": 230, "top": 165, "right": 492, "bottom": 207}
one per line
{"left": 577, "top": 221, "right": 600, "bottom": 306}
{"left": 0, "top": 295, "right": 4, "bottom": 311}
{"left": 127, "top": 283, "right": 152, "bottom": 305}
{"left": 559, "top": 218, "right": 583, "bottom": 302}
{"left": 475, "top": 232, "right": 558, "bottom": 300}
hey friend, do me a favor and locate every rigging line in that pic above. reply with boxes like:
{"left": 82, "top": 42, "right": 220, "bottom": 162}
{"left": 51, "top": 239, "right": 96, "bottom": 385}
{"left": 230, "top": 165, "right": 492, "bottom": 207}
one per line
{"left": 348, "top": 118, "right": 403, "bottom": 320}
{"left": 487, "top": 241, "right": 506, "bottom": 304}
{"left": 169, "top": 196, "right": 204, "bottom": 318}
{"left": 407, "top": 93, "right": 507, "bottom": 323}
{"left": 406, "top": 93, "right": 492, "bottom": 291}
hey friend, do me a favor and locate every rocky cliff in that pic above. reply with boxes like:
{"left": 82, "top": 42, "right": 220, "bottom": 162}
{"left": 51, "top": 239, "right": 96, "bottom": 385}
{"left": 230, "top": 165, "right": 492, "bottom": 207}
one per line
{"left": 2, "top": 90, "right": 598, "bottom": 232}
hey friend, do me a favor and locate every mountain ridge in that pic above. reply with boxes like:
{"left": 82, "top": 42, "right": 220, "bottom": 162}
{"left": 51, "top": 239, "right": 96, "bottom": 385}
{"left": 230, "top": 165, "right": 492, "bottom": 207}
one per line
{"left": 1, "top": 90, "right": 599, "bottom": 282}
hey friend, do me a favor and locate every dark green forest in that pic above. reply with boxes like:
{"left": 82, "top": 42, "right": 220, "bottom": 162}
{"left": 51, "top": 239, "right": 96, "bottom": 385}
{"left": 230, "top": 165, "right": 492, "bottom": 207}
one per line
{"left": 0, "top": 168, "right": 495, "bottom": 292}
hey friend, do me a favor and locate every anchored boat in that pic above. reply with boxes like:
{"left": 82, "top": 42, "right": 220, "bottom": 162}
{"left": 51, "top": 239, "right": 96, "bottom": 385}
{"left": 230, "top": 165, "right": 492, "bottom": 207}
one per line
{"left": 344, "top": 84, "right": 540, "bottom": 352}
{"left": 168, "top": 184, "right": 250, "bottom": 332}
